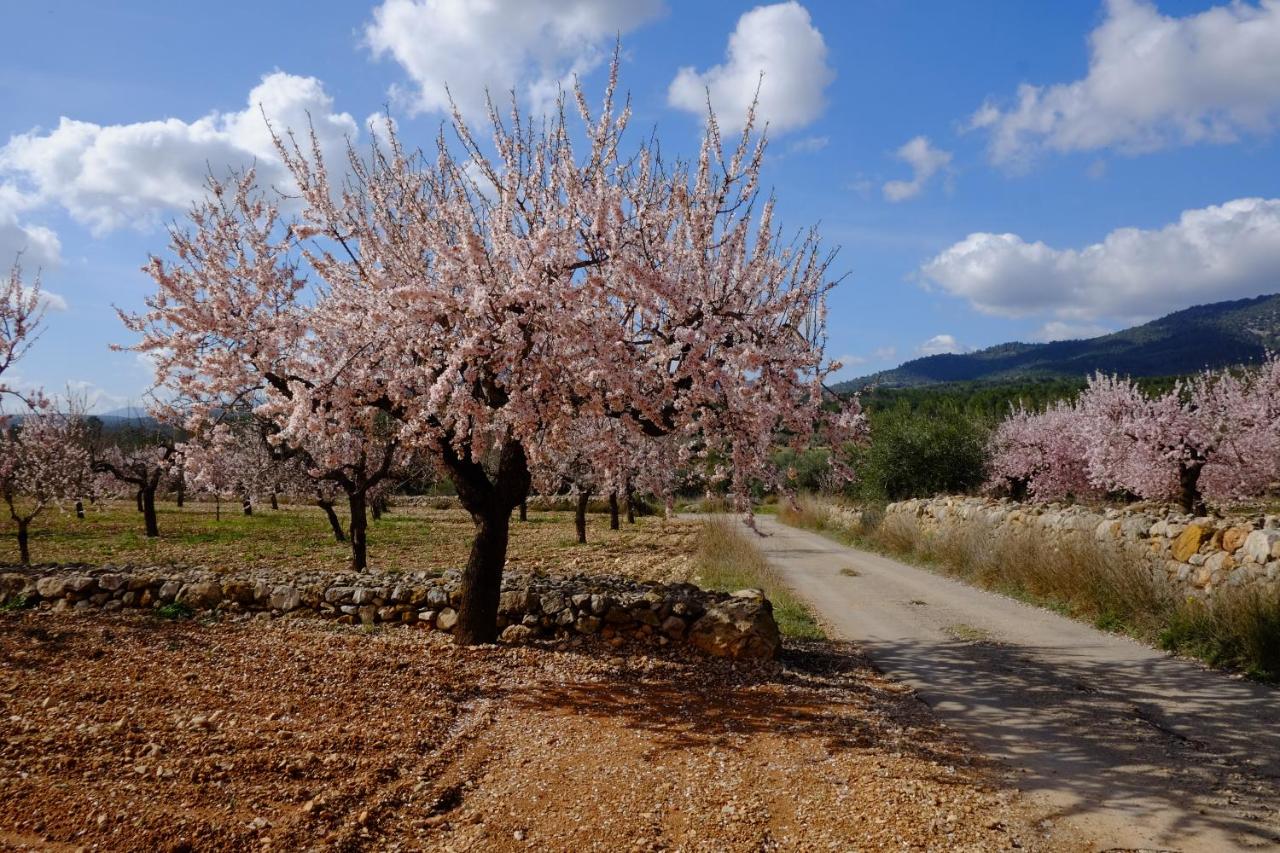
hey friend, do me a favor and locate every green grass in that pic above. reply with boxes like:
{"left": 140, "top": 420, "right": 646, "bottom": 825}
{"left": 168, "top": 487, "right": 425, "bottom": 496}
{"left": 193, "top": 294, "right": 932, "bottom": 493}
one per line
{"left": 693, "top": 516, "right": 824, "bottom": 641}
{"left": 779, "top": 493, "right": 1280, "bottom": 682}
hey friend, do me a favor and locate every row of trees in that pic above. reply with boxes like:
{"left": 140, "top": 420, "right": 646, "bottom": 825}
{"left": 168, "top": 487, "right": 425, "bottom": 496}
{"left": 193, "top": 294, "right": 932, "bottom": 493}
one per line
{"left": 987, "top": 357, "right": 1280, "bottom": 513}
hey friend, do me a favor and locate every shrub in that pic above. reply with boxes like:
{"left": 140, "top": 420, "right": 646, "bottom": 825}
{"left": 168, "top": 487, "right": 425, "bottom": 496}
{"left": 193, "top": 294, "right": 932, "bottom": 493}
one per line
{"left": 850, "top": 403, "right": 989, "bottom": 501}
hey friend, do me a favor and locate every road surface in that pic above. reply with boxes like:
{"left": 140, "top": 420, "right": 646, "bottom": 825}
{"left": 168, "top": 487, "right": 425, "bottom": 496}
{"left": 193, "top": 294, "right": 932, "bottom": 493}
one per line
{"left": 751, "top": 515, "right": 1280, "bottom": 852}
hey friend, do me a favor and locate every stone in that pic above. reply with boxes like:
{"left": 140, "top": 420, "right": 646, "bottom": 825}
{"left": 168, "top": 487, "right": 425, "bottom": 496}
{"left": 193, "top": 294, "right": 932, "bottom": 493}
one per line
{"left": 688, "top": 595, "right": 780, "bottom": 660}
{"left": 500, "top": 624, "right": 535, "bottom": 644}
{"left": 425, "top": 587, "right": 450, "bottom": 609}
{"left": 176, "top": 581, "right": 222, "bottom": 610}
{"left": 436, "top": 608, "right": 458, "bottom": 631}
{"left": 417, "top": 610, "right": 437, "bottom": 626}
{"left": 1243, "top": 530, "right": 1280, "bottom": 563}
{"left": 499, "top": 589, "right": 535, "bottom": 616}
{"left": 1204, "top": 551, "right": 1235, "bottom": 575}
{"left": 97, "top": 574, "right": 126, "bottom": 593}
{"left": 268, "top": 585, "right": 301, "bottom": 611}
{"left": 1222, "top": 526, "right": 1252, "bottom": 554}
{"left": 65, "top": 575, "right": 97, "bottom": 594}
{"left": 660, "top": 615, "right": 687, "bottom": 640}
{"left": 539, "top": 592, "right": 567, "bottom": 614}
{"left": 223, "top": 581, "right": 255, "bottom": 604}
{"left": 1172, "top": 524, "right": 1210, "bottom": 562}
{"left": 574, "top": 615, "right": 602, "bottom": 634}
{"left": 358, "top": 605, "right": 378, "bottom": 626}
{"left": 158, "top": 580, "right": 183, "bottom": 602}
{"left": 35, "top": 576, "right": 67, "bottom": 599}
{"left": 324, "top": 586, "right": 356, "bottom": 604}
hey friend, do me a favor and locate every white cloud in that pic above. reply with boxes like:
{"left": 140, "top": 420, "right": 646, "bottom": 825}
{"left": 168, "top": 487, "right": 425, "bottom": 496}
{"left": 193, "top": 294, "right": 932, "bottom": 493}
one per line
{"left": 364, "top": 0, "right": 664, "bottom": 120}
{"left": 0, "top": 184, "right": 60, "bottom": 269}
{"left": 0, "top": 72, "right": 358, "bottom": 234}
{"left": 920, "top": 197, "right": 1280, "bottom": 323}
{"left": 882, "top": 136, "right": 952, "bottom": 202}
{"left": 972, "top": 0, "right": 1280, "bottom": 166}
{"left": 1030, "top": 321, "right": 1112, "bottom": 342}
{"left": 787, "top": 135, "right": 829, "bottom": 155}
{"left": 917, "top": 334, "right": 968, "bottom": 356}
{"left": 668, "top": 2, "right": 834, "bottom": 135}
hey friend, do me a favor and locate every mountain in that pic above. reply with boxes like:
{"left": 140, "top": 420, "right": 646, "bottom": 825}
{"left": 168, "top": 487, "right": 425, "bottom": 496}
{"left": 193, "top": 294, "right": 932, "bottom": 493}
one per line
{"left": 836, "top": 293, "right": 1280, "bottom": 391}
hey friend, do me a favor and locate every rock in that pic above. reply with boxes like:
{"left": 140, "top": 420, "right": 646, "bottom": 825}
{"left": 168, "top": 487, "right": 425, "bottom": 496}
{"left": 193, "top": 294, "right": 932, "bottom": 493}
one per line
{"left": 1204, "top": 551, "right": 1236, "bottom": 575}
{"left": 223, "top": 581, "right": 255, "bottom": 604}
{"left": 436, "top": 608, "right": 458, "bottom": 631}
{"left": 417, "top": 610, "right": 437, "bottom": 626}
{"left": 358, "top": 605, "right": 378, "bottom": 626}
{"left": 425, "top": 587, "right": 450, "bottom": 608}
{"left": 499, "top": 589, "right": 535, "bottom": 616}
{"left": 500, "top": 624, "right": 535, "bottom": 644}
{"left": 97, "top": 573, "right": 126, "bottom": 593}
{"left": 1172, "top": 524, "right": 1210, "bottom": 562}
{"left": 539, "top": 591, "right": 567, "bottom": 615}
{"left": 176, "top": 581, "right": 222, "bottom": 610}
{"left": 688, "top": 595, "right": 780, "bottom": 660}
{"left": 574, "top": 615, "right": 602, "bottom": 634}
{"left": 65, "top": 575, "right": 97, "bottom": 594}
{"left": 35, "top": 576, "right": 67, "bottom": 599}
{"left": 324, "top": 586, "right": 356, "bottom": 604}
{"left": 268, "top": 585, "right": 302, "bottom": 611}
{"left": 1243, "top": 530, "right": 1280, "bottom": 563}
{"left": 158, "top": 580, "right": 183, "bottom": 602}
{"left": 1222, "top": 526, "right": 1253, "bottom": 554}
{"left": 660, "top": 615, "right": 687, "bottom": 640}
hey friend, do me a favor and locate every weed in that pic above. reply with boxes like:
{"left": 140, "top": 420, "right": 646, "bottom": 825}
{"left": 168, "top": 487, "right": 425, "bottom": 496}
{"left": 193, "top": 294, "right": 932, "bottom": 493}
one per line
{"left": 694, "top": 517, "right": 824, "bottom": 641}
{"left": 0, "top": 594, "right": 31, "bottom": 611}
{"left": 155, "top": 602, "right": 194, "bottom": 620}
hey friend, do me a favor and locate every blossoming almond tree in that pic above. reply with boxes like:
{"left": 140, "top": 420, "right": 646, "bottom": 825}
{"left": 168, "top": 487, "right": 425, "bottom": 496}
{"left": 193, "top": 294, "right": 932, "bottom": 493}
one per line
{"left": 986, "top": 401, "right": 1099, "bottom": 502}
{"left": 0, "top": 263, "right": 48, "bottom": 411}
{"left": 126, "top": 66, "right": 854, "bottom": 643}
{"left": 91, "top": 434, "right": 178, "bottom": 538}
{"left": 0, "top": 411, "right": 92, "bottom": 563}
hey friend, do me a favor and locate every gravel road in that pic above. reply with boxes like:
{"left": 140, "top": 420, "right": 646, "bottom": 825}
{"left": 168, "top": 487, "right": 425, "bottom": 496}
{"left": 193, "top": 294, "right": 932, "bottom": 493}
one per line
{"left": 752, "top": 515, "right": 1280, "bottom": 853}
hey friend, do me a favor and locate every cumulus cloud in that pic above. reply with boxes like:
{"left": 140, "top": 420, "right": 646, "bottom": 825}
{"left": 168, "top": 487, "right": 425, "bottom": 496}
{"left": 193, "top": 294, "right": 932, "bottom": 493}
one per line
{"left": 920, "top": 197, "right": 1280, "bottom": 323}
{"left": 668, "top": 2, "right": 834, "bottom": 134}
{"left": 1030, "top": 321, "right": 1112, "bottom": 342}
{"left": 916, "top": 334, "right": 968, "bottom": 356}
{"left": 786, "top": 135, "right": 829, "bottom": 155}
{"left": 971, "top": 0, "right": 1280, "bottom": 165}
{"left": 0, "top": 184, "right": 60, "bottom": 269}
{"left": 0, "top": 72, "right": 358, "bottom": 234}
{"left": 882, "top": 136, "right": 952, "bottom": 202}
{"left": 364, "top": 0, "right": 664, "bottom": 120}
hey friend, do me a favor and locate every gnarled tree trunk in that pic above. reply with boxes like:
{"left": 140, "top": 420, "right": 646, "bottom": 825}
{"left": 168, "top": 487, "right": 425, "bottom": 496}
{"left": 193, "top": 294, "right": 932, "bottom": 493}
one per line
{"left": 449, "top": 439, "right": 530, "bottom": 645}
{"left": 608, "top": 491, "right": 620, "bottom": 530}
{"left": 1179, "top": 460, "right": 1206, "bottom": 515}
{"left": 141, "top": 485, "right": 159, "bottom": 537}
{"left": 15, "top": 518, "right": 30, "bottom": 564}
{"left": 625, "top": 486, "right": 635, "bottom": 524}
{"left": 347, "top": 492, "right": 368, "bottom": 571}
{"left": 519, "top": 498, "right": 527, "bottom": 522}
{"left": 318, "top": 500, "right": 345, "bottom": 541}
{"left": 575, "top": 491, "right": 591, "bottom": 544}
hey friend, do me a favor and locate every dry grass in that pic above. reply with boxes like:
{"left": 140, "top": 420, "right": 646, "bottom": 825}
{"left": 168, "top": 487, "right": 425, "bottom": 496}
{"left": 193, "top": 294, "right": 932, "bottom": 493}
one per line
{"left": 693, "top": 517, "right": 824, "bottom": 640}
{"left": 782, "top": 495, "right": 1280, "bottom": 681}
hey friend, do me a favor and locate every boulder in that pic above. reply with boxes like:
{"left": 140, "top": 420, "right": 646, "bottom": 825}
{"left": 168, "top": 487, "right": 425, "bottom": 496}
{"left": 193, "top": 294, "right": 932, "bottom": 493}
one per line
{"left": 1243, "top": 530, "right": 1280, "bottom": 563}
{"left": 1172, "top": 524, "right": 1210, "bottom": 562}
{"left": 687, "top": 593, "right": 780, "bottom": 660}
{"left": 435, "top": 608, "right": 458, "bottom": 631}
{"left": 499, "top": 624, "right": 535, "bottom": 644}
{"left": 268, "top": 585, "right": 301, "bottom": 611}
{"left": 1222, "top": 526, "right": 1253, "bottom": 554}
{"left": 35, "top": 576, "right": 67, "bottom": 599}
{"left": 176, "top": 581, "right": 223, "bottom": 610}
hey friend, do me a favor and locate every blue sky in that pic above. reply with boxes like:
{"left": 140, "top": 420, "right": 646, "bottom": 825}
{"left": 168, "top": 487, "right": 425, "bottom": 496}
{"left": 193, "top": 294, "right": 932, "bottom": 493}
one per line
{"left": 2, "top": 0, "right": 1279, "bottom": 410}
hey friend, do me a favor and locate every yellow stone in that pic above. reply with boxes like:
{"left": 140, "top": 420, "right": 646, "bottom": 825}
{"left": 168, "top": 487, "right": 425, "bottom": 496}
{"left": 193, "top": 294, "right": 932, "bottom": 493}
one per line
{"left": 1172, "top": 524, "right": 1209, "bottom": 562}
{"left": 1222, "top": 526, "right": 1251, "bottom": 553}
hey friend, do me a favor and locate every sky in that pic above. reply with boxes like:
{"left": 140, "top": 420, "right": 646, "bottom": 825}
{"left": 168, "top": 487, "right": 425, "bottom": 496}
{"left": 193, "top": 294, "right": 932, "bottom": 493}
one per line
{"left": 2, "top": 0, "right": 1279, "bottom": 410}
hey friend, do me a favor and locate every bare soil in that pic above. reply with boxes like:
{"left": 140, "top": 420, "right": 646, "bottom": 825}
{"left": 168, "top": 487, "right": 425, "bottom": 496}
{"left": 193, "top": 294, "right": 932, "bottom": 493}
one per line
{"left": 0, "top": 610, "right": 1037, "bottom": 852}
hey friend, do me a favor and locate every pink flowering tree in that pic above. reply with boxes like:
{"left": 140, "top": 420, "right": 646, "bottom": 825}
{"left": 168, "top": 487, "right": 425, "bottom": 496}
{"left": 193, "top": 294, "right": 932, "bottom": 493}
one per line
{"left": 125, "top": 66, "right": 854, "bottom": 643}
{"left": 0, "top": 410, "right": 92, "bottom": 563}
{"left": 0, "top": 263, "right": 49, "bottom": 411}
{"left": 986, "top": 401, "right": 1098, "bottom": 502}
{"left": 91, "top": 428, "right": 178, "bottom": 537}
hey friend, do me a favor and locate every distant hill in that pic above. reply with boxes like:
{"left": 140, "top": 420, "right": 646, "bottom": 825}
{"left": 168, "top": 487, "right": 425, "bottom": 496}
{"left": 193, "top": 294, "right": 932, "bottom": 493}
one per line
{"left": 836, "top": 293, "right": 1280, "bottom": 391}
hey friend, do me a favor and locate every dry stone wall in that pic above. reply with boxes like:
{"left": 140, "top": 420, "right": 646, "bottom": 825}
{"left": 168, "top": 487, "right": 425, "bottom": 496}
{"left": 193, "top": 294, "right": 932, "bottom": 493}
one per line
{"left": 0, "top": 566, "right": 780, "bottom": 659}
{"left": 886, "top": 496, "right": 1280, "bottom": 598}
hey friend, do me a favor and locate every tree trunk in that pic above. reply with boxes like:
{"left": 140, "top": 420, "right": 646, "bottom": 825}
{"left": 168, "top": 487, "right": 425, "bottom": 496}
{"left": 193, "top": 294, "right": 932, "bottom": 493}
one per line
{"left": 1179, "top": 461, "right": 1206, "bottom": 515}
{"left": 450, "top": 439, "right": 530, "bottom": 645}
{"left": 370, "top": 499, "right": 382, "bottom": 521}
{"left": 455, "top": 507, "right": 511, "bottom": 645}
{"left": 215, "top": 496, "right": 221, "bottom": 521}
{"left": 175, "top": 477, "right": 185, "bottom": 508}
{"left": 625, "top": 487, "right": 635, "bottom": 524}
{"left": 318, "top": 500, "right": 345, "bottom": 542}
{"left": 75, "top": 500, "right": 85, "bottom": 520}
{"left": 608, "top": 491, "right": 620, "bottom": 530}
{"left": 270, "top": 492, "right": 279, "bottom": 511}
{"left": 348, "top": 492, "right": 368, "bottom": 571}
{"left": 142, "top": 487, "right": 159, "bottom": 537}
{"left": 16, "top": 518, "right": 30, "bottom": 564}
{"left": 242, "top": 494, "right": 253, "bottom": 516}
{"left": 135, "top": 489, "right": 144, "bottom": 513}
{"left": 519, "top": 499, "right": 527, "bottom": 522}
{"left": 575, "top": 491, "right": 591, "bottom": 544}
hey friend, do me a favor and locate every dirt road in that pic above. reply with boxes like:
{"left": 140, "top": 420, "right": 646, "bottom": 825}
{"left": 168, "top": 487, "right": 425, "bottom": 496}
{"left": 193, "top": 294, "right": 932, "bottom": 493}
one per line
{"left": 751, "top": 515, "right": 1280, "bottom": 852}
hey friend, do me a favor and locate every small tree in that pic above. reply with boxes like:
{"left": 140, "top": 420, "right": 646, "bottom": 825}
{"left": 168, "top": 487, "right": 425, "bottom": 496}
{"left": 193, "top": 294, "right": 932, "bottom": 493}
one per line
{"left": 92, "top": 426, "right": 178, "bottom": 537}
{"left": 0, "top": 263, "right": 48, "bottom": 410}
{"left": 0, "top": 409, "right": 91, "bottom": 563}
